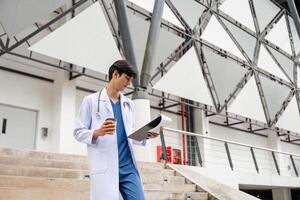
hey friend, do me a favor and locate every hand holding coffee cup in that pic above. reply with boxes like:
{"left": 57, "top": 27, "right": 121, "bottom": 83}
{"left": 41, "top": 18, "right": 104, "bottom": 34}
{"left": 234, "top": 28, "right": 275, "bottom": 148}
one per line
{"left": 104, "top": 118, "right": 116, "bottom": 135}
{"left": 93, "top": 118, "right": 116, "bottom": 138}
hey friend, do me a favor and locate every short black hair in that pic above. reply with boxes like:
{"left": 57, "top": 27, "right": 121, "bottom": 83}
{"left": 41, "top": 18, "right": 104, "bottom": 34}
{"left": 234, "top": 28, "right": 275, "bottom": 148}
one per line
{"left": 108, "top": 60, "right": 137, "bottom": 81}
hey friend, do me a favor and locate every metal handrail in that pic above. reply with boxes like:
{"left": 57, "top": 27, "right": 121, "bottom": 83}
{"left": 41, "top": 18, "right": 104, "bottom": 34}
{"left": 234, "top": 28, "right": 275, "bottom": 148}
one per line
{"left": 162, "top": 127, "right": 300, "bottom": 158}
{"left": 159, "top": 126, "right": 300, "bottom": 177}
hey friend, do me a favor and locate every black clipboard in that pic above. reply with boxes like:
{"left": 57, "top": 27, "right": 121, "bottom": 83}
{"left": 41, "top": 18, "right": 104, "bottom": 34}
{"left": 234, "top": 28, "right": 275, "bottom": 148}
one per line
{"left": 128, "top": 115, "right": 163, "bottom": 141}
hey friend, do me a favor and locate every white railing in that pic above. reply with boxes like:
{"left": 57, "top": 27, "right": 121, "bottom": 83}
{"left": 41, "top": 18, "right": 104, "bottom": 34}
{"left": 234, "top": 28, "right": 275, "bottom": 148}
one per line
{"left": 159, "top": 127, "right": 300, "bottom": 178}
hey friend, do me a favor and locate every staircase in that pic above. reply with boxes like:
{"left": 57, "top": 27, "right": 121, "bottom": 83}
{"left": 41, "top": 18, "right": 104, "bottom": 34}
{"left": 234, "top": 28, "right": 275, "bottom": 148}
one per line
{"left": 0, "top": 148, "right": 210, "bottom": 200}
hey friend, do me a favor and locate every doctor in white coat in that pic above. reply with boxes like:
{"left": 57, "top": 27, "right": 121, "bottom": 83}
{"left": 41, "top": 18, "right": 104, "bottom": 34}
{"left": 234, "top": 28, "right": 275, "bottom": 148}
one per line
{"left": 74, "top": 60, "right": 158, "bottom": 200}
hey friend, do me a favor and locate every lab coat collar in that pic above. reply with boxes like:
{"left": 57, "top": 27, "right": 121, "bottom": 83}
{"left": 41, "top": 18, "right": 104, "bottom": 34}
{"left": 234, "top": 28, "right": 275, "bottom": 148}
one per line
{"left": 99, "top": 87, "right": 110, "bottom": 103}
{"left": 120, "top": 92, "right": 130, "bottom": 106}
{"left": 99, "top": 88, "right": 113, "bottom": 115}
{"left": 99, "top": 87, "right": 131, "bottom": 111}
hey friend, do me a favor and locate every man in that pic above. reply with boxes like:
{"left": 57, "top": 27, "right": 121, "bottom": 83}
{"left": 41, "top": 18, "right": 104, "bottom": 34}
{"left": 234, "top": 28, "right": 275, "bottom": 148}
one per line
{"left": 74, "top": 60, "right": 158, "bottom": 200}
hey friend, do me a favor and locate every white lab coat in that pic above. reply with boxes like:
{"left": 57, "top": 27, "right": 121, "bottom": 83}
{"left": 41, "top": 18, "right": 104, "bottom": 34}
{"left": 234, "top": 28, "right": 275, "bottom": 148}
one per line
{"left": 74, "top": 88, "right": 142, "bottom": 200}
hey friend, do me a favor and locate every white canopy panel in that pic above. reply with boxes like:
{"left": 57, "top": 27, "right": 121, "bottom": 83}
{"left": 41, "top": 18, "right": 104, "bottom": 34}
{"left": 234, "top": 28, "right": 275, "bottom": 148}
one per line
{"left": 169, "top": 0, "right": 206, "bottom": 28}
{"left": 265, "top": 15, "right": 292, "bottom": 55}
{"left": 128, "top": 0, "right": 184, "bottom": 29}
{"left": 257, "top": 45, "right": 289, "bottom": 82}
{"left": 219, "top": 0, "right": 255, "bottom": 32}
{"left": 252, "top": 0, "right": 280, "bottom": 32}
{"left": 288, "top": 16, "right": 300, "bottom": 54}
{"left": 276, "top": 96, "right": 300, "bottom": 134}
{"left": 228, "top": 76, "right": 267, "bottom": 123}
{"left": 29, "top": 2, "right": 122, "bottom": 75}
{"left": 220, "top": 18, "right": 257, "bottom": 61}
{"left": 201, "top": 15, "right": 246, "bottom": 61}
{"left": 0, "top": 0, "right": 65, "bottom": 38}
{"left": 153, "top": 47, "right": 214, "bottom": 106}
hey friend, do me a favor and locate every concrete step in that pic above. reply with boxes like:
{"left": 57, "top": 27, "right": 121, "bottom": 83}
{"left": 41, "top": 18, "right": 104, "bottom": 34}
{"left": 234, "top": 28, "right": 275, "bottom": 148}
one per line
{"left": 0, "top": 176, "right": 206, "bottom": 200}
{"left": 0, "top": 175, "right": 89, "bottom": 190}
{"left": 0, "top": 148, "right": 164, "bottom": 169}
{"left": 0, "top": 155, "right": 166, "bottom": 172}
{"left": 0, "top": 160, "right": 174, "bottom": 181}
{"left": 0, "top": 148, "right": 210, "bottom": 200}
{"left": 0, "top": 148, "right": 87, "bottom": 162}
{"left": 144, "top": 184, "right": 196, "bottom": 193}
{"left": 0, "top": 187, "right": 208, "bottom": 200}
{"left": 0, "top": 164, "right": 88, "bottom": 179}
{"left": 0, "top": 187, "right": 89, "bottom": 200}
{"left": 145, "top": 191, "right": 209, "bottom": 200}
{"left": 0, "top": 156, "right": 88, "bottom": 170}
{"left": 139, "top": 167, "right": 175, "bottom": 176}
{"left": 0, "top": 175, "right": 189, "bottom": 190}
{"left": 137, "top": 161, "right": 165, "bottom": 170}
{"left": 141, "top": 174, "right": 186, "bottom": 184}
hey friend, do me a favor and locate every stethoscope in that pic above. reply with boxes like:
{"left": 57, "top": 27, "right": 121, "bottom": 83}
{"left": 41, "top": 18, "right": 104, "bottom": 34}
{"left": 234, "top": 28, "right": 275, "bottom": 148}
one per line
{"left": 96, "top": 89, "right": 130, "bottom": 119}
{"left": 96, "top": 90, "right": 102, "bottom": 119}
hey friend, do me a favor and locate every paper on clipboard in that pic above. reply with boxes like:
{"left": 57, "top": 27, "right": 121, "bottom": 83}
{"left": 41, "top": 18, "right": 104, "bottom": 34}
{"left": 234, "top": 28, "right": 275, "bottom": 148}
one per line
{"left": 128, "top": 114, "right": 172, "bottom": 141}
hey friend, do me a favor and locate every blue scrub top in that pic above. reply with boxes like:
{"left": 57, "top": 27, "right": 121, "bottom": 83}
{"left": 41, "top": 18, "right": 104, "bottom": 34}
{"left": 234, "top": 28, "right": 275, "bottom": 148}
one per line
{"left": 111, "top": 100, "right": 133, "bottom": 167}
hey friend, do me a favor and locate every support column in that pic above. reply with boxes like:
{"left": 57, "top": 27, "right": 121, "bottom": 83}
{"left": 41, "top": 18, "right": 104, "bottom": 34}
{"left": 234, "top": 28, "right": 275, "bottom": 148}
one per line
{"left": 193, "top": 109, "right": 211, "bottom": 167}
{"left": 52, "top": 70, "right": 76, "bottom": 154}
{"left": 132, "top": 98, "right": 155, "bottom": 162}
{"left": 267, "top": 130, "right": 282, "bottom": 151}
{"left": 272, "top": 188, "right": 292, "bottom": 200}
{"left": 113, "top": 0, "right": 139, "bottom": 87}
{"left": 266, "top": 130, "right": 287, "bottom": 176}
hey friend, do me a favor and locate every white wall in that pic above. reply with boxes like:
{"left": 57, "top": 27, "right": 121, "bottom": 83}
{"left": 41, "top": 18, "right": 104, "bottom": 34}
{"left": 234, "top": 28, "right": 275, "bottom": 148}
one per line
{"left": 281, "top": 142, "right": 300, "bottom": 177}
{"left": 281, "top": 141, "right": 300, "bottom": 155}
{"left": 208, "top": 123, "right": 276, "bottom": 174}
{"left": 0, "top": 70, "right": 53, "bottom": 151}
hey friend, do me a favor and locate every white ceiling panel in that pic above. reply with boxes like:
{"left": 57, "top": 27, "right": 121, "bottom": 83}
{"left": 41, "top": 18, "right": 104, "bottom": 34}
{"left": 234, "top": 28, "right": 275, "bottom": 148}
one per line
{"left": 265, "top": 15, "right": 292, "bottom": 55}
{"left": 276, "top": 96, "right": 300, "bottom": 134}
{"left": 257, "top": 45, "right": 289, "bottom": 82}
{"left": 252, "top": 0, "right": 280, "bottom": 32}
{"left": 128, "top": 0, "right": 184, "bottom": 28}
{"left": 259, "top": 75, "right": 291, "bottom": 121}
{"left": 170, "top": 0, "right": 206, "bottom": 28}
{"left": 201, "top": 15, "right": 246, "bottom": 61}
{"left": 220, "top": 18, "right": 257, "bottom": 61}
{"left": 202, "top": 46, "right": 248, "bottom": 106}
{"left": 0, "top": 0, "right": 65, "bottom": 38}
{"left": 268, "top": 46, "right": 294, "bottom": 81}
{"left": 219, "top": 0, "right": 255, "bottom": 32}
{"left": 228, "top": 76, "right": 267, "bottom": 123}
{"left": 29, "top": 2, "right": 122, "bottom": 75}
{"left": 153, "top": 47, "right": 213, "bottom": 106}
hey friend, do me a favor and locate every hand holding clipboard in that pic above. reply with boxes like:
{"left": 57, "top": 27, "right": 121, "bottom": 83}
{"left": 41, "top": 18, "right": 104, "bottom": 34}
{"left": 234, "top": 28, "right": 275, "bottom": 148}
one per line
{"left": 128, "top": 114, "right": 172, "bottom": 141}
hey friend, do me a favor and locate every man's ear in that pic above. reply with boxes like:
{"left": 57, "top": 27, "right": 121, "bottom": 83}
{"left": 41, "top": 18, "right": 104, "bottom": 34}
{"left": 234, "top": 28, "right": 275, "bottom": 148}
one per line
{"left": 112, "top": 71, "right": 119, "bottom": 78}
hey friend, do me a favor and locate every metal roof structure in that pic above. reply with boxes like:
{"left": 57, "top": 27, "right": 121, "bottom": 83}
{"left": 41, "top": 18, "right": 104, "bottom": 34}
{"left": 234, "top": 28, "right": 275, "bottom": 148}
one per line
{"left": 1, "top": 0, "right": 300, "bottom": 144}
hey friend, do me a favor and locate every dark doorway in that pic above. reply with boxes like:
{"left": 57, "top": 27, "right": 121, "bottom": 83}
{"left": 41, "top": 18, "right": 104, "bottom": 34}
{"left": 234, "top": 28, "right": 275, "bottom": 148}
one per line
{"left": 292, "top": 189, "right": 300, "bottom": 200}
{"left": 241, "top": 189, "right": 273, "bottom": 200}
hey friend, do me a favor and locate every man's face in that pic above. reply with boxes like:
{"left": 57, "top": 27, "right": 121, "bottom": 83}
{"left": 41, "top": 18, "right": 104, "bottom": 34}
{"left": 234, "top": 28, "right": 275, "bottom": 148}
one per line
{"left": 113, "top": 72, "right": 133, "bottom": 91}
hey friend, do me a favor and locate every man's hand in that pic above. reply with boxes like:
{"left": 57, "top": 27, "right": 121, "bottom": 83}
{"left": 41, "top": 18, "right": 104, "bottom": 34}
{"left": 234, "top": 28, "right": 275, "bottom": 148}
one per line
{"left": 93, "top": 119, "right": 116, "bottom": 139}
{"left": 146, "top": 132, "right": 159, "bottom": 139}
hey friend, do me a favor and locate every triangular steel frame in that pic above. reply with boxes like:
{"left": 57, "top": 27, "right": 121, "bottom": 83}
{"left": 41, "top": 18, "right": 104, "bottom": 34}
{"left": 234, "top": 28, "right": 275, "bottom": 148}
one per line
{"left": 1, "top": 0, "right": 300, "bottom": 143}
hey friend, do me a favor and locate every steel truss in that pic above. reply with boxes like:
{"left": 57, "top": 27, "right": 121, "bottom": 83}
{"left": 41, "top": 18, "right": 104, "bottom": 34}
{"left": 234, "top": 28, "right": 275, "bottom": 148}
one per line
{"left": 0, "top": 0, "right": 300, "bottom": 144}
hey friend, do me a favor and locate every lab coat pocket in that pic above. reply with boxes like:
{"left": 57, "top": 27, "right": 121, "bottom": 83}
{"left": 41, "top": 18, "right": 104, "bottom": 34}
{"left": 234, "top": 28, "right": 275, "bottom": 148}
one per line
{"left": 89, "top": 149, "right": 108, "bottom": 175}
